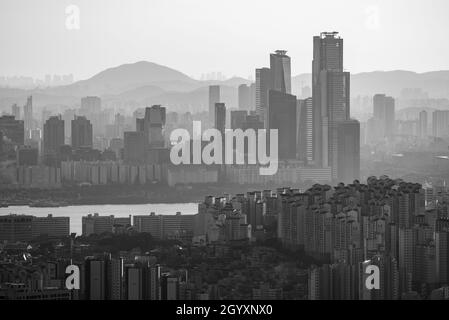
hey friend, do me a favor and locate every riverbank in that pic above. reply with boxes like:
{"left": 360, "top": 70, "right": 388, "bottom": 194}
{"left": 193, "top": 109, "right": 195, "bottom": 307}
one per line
{"left": 0, "top": 183, "right": 292, "bottom": 207}
{"left": 0, "top": 203, "right": 199, "bottom": 235}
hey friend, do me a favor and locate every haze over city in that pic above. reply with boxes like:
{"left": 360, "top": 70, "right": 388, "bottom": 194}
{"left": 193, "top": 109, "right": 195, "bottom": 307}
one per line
{"left": 1, "top": 0, "right": 449, "bottom": 80}
{"left": 1, "top": 0, "right": 449, "bottom": 304}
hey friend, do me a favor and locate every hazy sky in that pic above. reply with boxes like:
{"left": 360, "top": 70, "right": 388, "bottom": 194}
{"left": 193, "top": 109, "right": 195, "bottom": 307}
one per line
{"left": 1, "top": 0, "right": 448, "bottom": 81}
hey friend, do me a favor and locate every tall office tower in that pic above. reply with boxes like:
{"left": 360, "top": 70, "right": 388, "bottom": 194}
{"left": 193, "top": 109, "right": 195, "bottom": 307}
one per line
{"left": 136, "top": 105, "right": 166, "bottom": 147}
{"left": 320, "top": 71, "right": 350, "bottom": 179}
{"left": 0, "top": 115, "right": 25, "bottom": 146}
{"left": 23, "top": 95, "right": 33, "bottom": 134}
{"left": 432, "top": 110, "right": 449, "bottom": 138}
{"left": 418, "top": 110, "right": 428, "bottom": 138}
{"left": 214, "top": 103, "right": 226, "bottom": 136}
{"left": 312, "top": 32, "right": 351, "bottom": 180}
{"left": 85, "top": 258, "right": 106, "bottom": 300}
{"left": 297, "top": 98, "right": 313, "bottom": 163}
{"left": 435, "top": 231, "right": 448, "bottom": 285}
{"left": 230, "top": 110, "right": 248, "bottom": 130}
{"left": 124, "top": 131, "right": 147, "bottom": 164}
{"left": 146, "top": 264, "right": 161, "bottom": 300}
{"left": 43, "top": 115, "right": 65, "bottom": 155}
{"left": 209, "top": 86, "right": 220, "bottom": 127}
{"left": 312, "top": 32, "right": 343, "bottom": 164}
{"left": 398, "top": 228, "right": 416, "bottom": 294}
{"left": 238, "top": 84, "right": 251, "bottom": 110}
{"left": 255, "top": 68, "right": 272, "bottom": 126}
{"left": 336, "top": 120, "right": 360, "bottom": 184}
{"left": 372, "top": 94, "right": 396, "bottom": 139}
{"left": 11, "top": 104, "right": 20, "bottom": 120}
{"left": 308, "top": 266, "right": 321, "bottom": 300}
{"left": 71, "top": 116, "right": 93, "bottom": 148}
{"left": 268, "top": 90, "right": 297, "bottom": 160}
{"left": 270, "top": 50, "right": 291, "bottom": 94}
{"left": 80, "top": 96, "right": 102, "bottom": 114}
{"left": 106, "top": 256, "right": 124, "bottom": 300}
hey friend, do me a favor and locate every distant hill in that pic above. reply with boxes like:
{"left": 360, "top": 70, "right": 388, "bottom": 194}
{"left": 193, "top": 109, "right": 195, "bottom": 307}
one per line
{"left": 46, "top": 61, "right": 199, "bottom": 97}
{"left": 1, "top": 61, "right": 449, "bottom": 113}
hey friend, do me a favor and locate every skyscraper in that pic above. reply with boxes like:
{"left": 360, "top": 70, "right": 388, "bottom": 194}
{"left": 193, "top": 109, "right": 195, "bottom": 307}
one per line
{"left": 136, "top": 105, "right": 166, "bottom": 148}
{"left": 255, "top": 68, "right": 272, "bottom": 126}
{"left": 312, "top": 32, "right": 354, "bottom": 181}
{"left": 71, "top": 116, "right": 93, "bottom": 148}
{"left": 337, "top": 120, "right": 360, "bottom": 184}
{"left": 297, "top": 98, "right": 313, "bottom": 163}
{"left": 398, "top": 228, "right": 415, "bottom": 293}
{"left": 43, "top": 115, "right": 65, "bottom": 155}
{"left": 321, "top": 71, "right": 351, "bottom": 179}
{"left": 147, "top": 264, "right": 161, "bottom": 300}
{"left": 209, "top": 86, "right": 220, "bottom": 127}
{"left": 435, "top": 231, "right": 448, "bottom": 285}
{"left": 214, "top": 103, "right": 226, "bottom": 136}
{"left": 268, "top": 90, "right": 297, "bottom": 160}
{"left": 270, "top": 50, "right": 291, "bottom": 94}
{"left": 312, "top": 32, "right": 343, "bottom": 166}
{"left": 418, "top": 110, "right": 428, "bottom": 139}
{"left": 106, "top": 256, "right": 124, "bottom": 300}
{"left": 238, "top": 84, "right": 251, "bottom": 111}
{"left": 372, "top": 94, "right": 396, "bottom": 139}
{"left": 23, "top": 96, "right": 33, "bottom": 135}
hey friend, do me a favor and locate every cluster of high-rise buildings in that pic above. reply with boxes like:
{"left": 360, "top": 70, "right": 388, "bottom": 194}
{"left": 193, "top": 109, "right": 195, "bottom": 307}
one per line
{"left": 0, "top": 253, "right": 185, "bottom": 300}
{"left": 1, "top": 175, "right": 448, "bottom": 299}
{"left": 232, "top": 32, "right": 360, "bottom": 184}
{"left": 1, "top": 32, "right": 360, "bottom": 189}
{"left": 195, "top": 33, "right": 360, "bottom": 187}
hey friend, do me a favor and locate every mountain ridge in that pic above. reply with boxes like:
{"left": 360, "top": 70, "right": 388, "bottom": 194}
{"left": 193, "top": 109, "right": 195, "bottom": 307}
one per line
{"left": 1, "top": 61, "right": 449, "bottom": 113}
